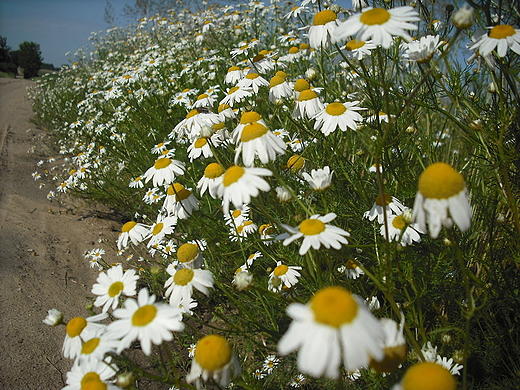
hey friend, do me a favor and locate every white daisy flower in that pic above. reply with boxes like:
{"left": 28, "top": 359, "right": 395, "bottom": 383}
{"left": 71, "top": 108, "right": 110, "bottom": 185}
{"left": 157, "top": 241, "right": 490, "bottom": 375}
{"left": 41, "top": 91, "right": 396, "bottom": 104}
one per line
{"left": 91, "top": 264, "right": 139, "bottom": 312}
{"left": 164, "top": 267, "right": 214, "bottom": 312}
{"left": 237, "top": 72, "right": 269, "bottom": 93}
{"left": 308, "top": 9, "right": 340, "bottom": 49}
{"left": 268, "top": 261, "right": 302, "bottom": 293}
{"left": 187, "top": 137, "right": 214, "bottom": 161}
{"left": 186, "top": 335, "right": 241, "bottom": 389}
{"left": 282, "top": 213, "right": 350, "bottom": 255}
{"left": 43, "top": 308, "right": 63, "bottom": 326}
{"left": 370, "top": 315, "right": 406, "bottom": 373}
{"left": 337, "top": 259, "right": 365, "bottom": 279}
{"left": 106, "top": 288, "right": 184, "bottom": 355}
{"left": 302, "top": 166, "right": 334, "bottom": 191}
{"left": 334, "top": 39, "right": 378, "bottom": 63}
{"left": 334, "top": 6, "right": 420, "bottom": 49}
{"left": 197, "top": 162, "right": 224, "bottom": 199}
{"left": 269, "top": 75, "right": 293, "bottom": 103}
{"left": 216, "top": 165, "right": 272, "bottom": 215}
{"left": 262, "top": 354, "right": 279, "bottom": 374}
{"left": 176, "top": 242, "right": 204, "bottom": 269}
{"left": 62, "top": 313, "right": 108, "bottom": 359}
{"left": 293, "top": 89, "right": 325, "bottom": 120}
{"left": 147, "top": 215, "right": 178, "bottom": 248}
{"left": 219, "top": 85, "right": 253, "bottom": 107}
{"left": 224, "top": 66, "right": 244, "bottom": 84}
{"left": 469, "top": 24, "right": 520, "bottom": 57}
{"left": 142, "top": 156, "right": 185, "bottom": 187}
{"left": 76, "top": 332, "right": 120, "bottom": 366}
{"left": 313, "top": 102, "right": 365, "bottom": 135}
{"left": 392, "top": 361, "right": 456, "bottom": 390}
{"left": 380, "top": 212, "right": 423, "bottom": 246}
{"left": 163, "top": 183, "right": 199, "bottom": 219}
{"left": 151, "top": 140, "right": 171, "bottom": 155}
{"left": 412, "top": 162, "right": 471, "bottom": 239}
{"left": 363, "top": 193, "right": 406, "bottom": 224}
{"left": 278, "top": 286, "right": 385, "bottom": 378}
{"left": 62, "top": 358, "right": 119, "bottom": 390}
{"left": 403, "top": 34, "right": 442, "bottom": 63}
{"left": 235, "top": 121, "right": 287, "bottom": 167}
{"left": 117, "top": 221, "right": 150, "bottom": 250}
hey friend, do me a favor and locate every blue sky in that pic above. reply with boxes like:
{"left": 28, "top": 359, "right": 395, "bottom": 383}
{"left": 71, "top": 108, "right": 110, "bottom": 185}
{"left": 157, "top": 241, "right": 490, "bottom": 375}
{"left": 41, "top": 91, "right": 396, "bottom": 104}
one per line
{"left": 0, "top": 0, "right": 352, "bottom": 67}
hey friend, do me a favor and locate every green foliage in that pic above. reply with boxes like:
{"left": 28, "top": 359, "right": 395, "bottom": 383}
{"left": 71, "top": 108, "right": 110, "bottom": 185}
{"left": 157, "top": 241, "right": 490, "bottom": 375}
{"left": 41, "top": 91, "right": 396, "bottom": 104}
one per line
{"left": 17, "top": 41, "right": 43, "bottom": 79}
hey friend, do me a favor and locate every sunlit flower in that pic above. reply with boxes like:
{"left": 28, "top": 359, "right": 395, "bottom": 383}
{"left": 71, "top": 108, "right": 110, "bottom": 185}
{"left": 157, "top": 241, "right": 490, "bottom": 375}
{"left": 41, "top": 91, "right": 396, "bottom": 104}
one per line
{"left": 469, "top": 24, "right": 520, "bottom": 57}
{"left": 224, "top": 66, "right": 244, "bottom": 84}
{"left": 43, "top": 308, "right": 64, "bottom": 326}
{"left": 392, "top": 361, "right": 456, "bottom": 390}
{"left": 452, "top": 4, "right": 473, "bottom": 30}
{"left": 151, "top": 140, "right": 171, "bottom": 155}
{"left": 197, "top": 162, "right": 224, "bottom": 199}
{"left": 219, "top": 85, "right": 253, "bottom": 107}
{"left": 293, "top": 89, "right": 324, "bottom": 120}
{"left": 187, "top": 137, "right": 213, "bottom": 161}
{"left": 107, "top": 288, "right": 184, "bottom": 355}
{"left": 334, "top": 6, "right": 420, "bottom": 49}
{"left": 147, "top": 215, "right": 178, "bottom": 247}
{"left": 262, "top": 354, "right": 280, "bottom": 374}
{"left": 237, "top": 72, "right": 269, "bottom": 93}
{"left": 129, "top": 176, "right": 144, "bottom": 188}
{"left": 412, "top": 162, "right": 471, "bottom": 239}
{"left": 235, "top": 121, "right": 286, "bottom": 167}
{"left": 380, "top": 211, "right": 423, "bottom": 246}
{"left": 337, "top": 259, "right": 365, "bottom": 279}
{"left": 163, "top": 183, "right": 199, "bottom": 219}
{"left": 269, "top": 75, "right": 293, "bottom": 102}
{"left": 76, "top": 332, "right": 120, "bottom": 366}
{"left": 164, "top": 267, "right": 214, "bottom": 312}
{"left": 62, "top": 313, "right": 108, "bottom": 359}
{"left": 216, "top": 165, "right": 272, "bottom": 215}
{"left": 176, "top": 242, "right": 204, "bottom": 269}
{"left": 268, "top": 261, "right": 302, "bottom": 293}
{"left": 364, "top": 193, "right": 406, "bottom": 224}
{"left": 186, "top": 335, "right": 241, "bottom": 390}
{"left": 117, "top": 221, "right": 150, "bottom": 250}
{"left": 302, "top": 166, "right": 334, "bottom": 191}
{"left": 313, "top": 101, "right": 365, "bottom": 135}
{"left": 278, "top": 286, "right": 385, "bottom": 378}
{"left": 142, "top": 156, "right": 185, "bottom": 187}
{"left": 334, "top": 39, "right": 377, "bottom": 63}
{"left": 309, "top": 9, "right": 340, "bottom": 49}
{"left": 91, "top": 264, "right": 139, "bottom": 312}
{"left": 62, "top": 359, "right": 119, "bottom": 390}
{"left": 403, "top": 35, "right": 442, "bottom": 63}
{"left": 282, "top": 213, "right": 350, "bottom": 255}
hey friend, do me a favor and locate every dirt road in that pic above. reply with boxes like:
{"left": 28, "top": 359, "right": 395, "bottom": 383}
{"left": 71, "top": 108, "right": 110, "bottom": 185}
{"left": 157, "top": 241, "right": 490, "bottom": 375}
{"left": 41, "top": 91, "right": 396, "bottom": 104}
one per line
{"left": 0, "top": 78, "right": 119, "bottom": 389}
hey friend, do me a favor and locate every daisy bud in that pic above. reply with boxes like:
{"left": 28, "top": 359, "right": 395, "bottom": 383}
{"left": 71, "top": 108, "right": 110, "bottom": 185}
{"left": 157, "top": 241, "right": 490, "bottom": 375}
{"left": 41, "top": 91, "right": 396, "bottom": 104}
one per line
{"left": 116, "top": 372, "right": 136, "bottom": 388}
{"left": 452, "top": 5, "right": 473, "bottom": 30}
{"left": 402, "top": 208, "right": 414, "bottom": 225}
{"left": 42, "top": 308, "right": 63, "bottom": 326}
{"left": 275, "top": 186, "right": 293, "bottom": 202}
{"left": 150, "top": 265, "right": 162, "bottom": 275}
{"left": 305, "top": 67, "right": 318, "bottom": 80}
{"left": 233, "top": 271, "right": 253, "bottom": 291}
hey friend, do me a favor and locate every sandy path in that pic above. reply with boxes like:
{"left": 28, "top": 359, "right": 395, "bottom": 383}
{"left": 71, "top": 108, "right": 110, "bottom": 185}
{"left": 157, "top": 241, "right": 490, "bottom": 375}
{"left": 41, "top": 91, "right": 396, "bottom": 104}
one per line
{"left": 0, "top": 78, "right": 119, "bottom": 389}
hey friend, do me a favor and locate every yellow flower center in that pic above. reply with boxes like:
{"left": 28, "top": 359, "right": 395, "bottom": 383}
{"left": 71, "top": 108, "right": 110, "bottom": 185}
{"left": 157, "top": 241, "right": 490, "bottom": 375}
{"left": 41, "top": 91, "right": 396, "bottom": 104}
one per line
{"left": 274, "top": 264, "right": 289, "bottom": 276}
{"left": 197, "top": 93, "right": 209, "bottom": 100}
{"left": 300, "top": 43, "right": 310, "bottom": 50}
{"left": 194, "top": 335, "right": 232, "bottom": 371}
{"left": 270, "top": 75, "right": 285, "bottom": 88}
{"left": 173, "top": 268, "right": 195, "bottom": 285}
{"left": 228, "top": 66, "right": 240, "bottom": 72}
{"left": 81, "top": 337, "right": 100, "bottom": 355}
{"left": 168, "top": 183, "right": 191, "bottom": 201}
{"left": 156, "top": 142, "right": 164, "bottom": 148}
{"left": 392, "top": 215, "right": 406, "bottom": 230}
{"left": 418, "top": 162, "right": 465, "bottom": 199}
{"left": 121, "top": 221, "right": 137, "bottom": 233}
{"left": 313, "top": 9, "right": 337, "bottom": 26}
{"left": 289, "top": 46, "right": 300, "bottom": 54}
{"left": 228, "top": 86, "right": 240, "bottom": 95}
{"left": 294, "top": 78, "right": 310, "bottom": 92}
{"left": 370, "top": 344, "right": 407, "bottom": 373}
{"left": 81, "top": 372, "right": 107, "bottom": 390}
{"left": 310, "top": 286, "right": 359, "bottom": 327}
{"left": 240, "top": 111, "right": 262, "bottom": 124}
{"left": 186, "top": 109, "right": 199, "bottom": 119}
{"left": 298, "top": 89, "right": 318, "bottom": 101}
{"left": 401, "top": 362, "right": 456, "bottom": 390}
{"left": 241, "top": 122, "right": 269, "bottom": 142}
{"left": 108, "top": 281, "right": 124, "bottom": 297}
{"left": 299, "top": 218, "right": 326, "bottom": 235}
{"left": 489, "top": 24, "right": 515, "bottom": 39}
{"left": 213, "top": 122, "right": 225, "bottom": 131}
{"left": 194, "top": 137, "right": 208, "bottom": 148}
{"left": 252, "top": 53, "right": 265, "bottom": 63}
{"left": 177, "top": 243, "right": 199, "bottom": 263}
{"left": 204, "top": 163, "right": 224, "bottom": 179}
{"left": 276, "top": 70, "right": 288, "bottom": 78}
{"left": 360, "top": 8, "right": 391, "bottom": 26}
{"left": 287, "top": 155, "right": 305, "bottom": 172}
{"left": 223, "top": 165, "right": 245, "bottom": 187}
{"left": 132, "top": 304, "right": 157, "bottom": 327}
{"left": 66, "top": 317, "right": 87, "bottom": 338}
{"left": 259, "top": 224, "right": 274, "bottom": 235}
{"left": 246, "top": 72, "right": 259, "bottom": 80}
{"left": 375, "top": 193, "right": 392, "bottom": 207}
{"left": 154, "top": 157, "right": 172, "bottom": 170}
{"left": 218, "top": 103, "right": 231, "bottom": 112}
{"left": 345, "top": 259, "right": 358, "bottom": 269}
{"left": 152, "top": 223, "right": 164, "bottom": 236}
{"left": 326, "top": 102, "right": 347, "bottom": 116}
{"left": 346, "top": 39, "right": 366, "bottom": 50}
{"left": 232, "top": 209, "right": 242, "bottom": 218}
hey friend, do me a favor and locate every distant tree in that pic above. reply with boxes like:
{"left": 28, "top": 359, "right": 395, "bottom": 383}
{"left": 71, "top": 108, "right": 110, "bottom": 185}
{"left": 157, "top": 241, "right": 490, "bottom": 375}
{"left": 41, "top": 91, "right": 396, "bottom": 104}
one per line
{"left": 16, "top": 41, "right": 43, "bottom": 79}
{"left": 0, "top": 36, "right": 17, "bottom": 75}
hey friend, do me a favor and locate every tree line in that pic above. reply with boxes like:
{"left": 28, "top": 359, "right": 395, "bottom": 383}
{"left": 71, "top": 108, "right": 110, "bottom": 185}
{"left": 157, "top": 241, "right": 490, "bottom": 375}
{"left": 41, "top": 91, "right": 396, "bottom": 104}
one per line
{"left": 0, "top": 36, "right": 51, "bottom": 79}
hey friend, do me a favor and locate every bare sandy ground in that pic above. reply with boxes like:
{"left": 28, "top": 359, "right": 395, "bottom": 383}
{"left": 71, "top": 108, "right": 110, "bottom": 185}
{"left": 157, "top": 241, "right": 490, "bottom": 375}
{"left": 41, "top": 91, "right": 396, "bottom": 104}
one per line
{"left": 0, "top": 78, "right": 119, "bottom": 389}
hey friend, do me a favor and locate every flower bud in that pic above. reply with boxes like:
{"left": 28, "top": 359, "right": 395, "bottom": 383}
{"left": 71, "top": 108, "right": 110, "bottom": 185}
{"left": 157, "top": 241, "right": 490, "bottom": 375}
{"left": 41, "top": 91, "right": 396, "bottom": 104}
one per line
{"left": 452, "top": 5, "right": 474, "bottom": 30}
{"left": 42, "top": 308, "right": 64, "bottom": 326}
{"left": 116, "top": 372, "right": 136, "bottom": 388}
{"left": 232, "top": 271, "right": 253, "bottom": 291}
